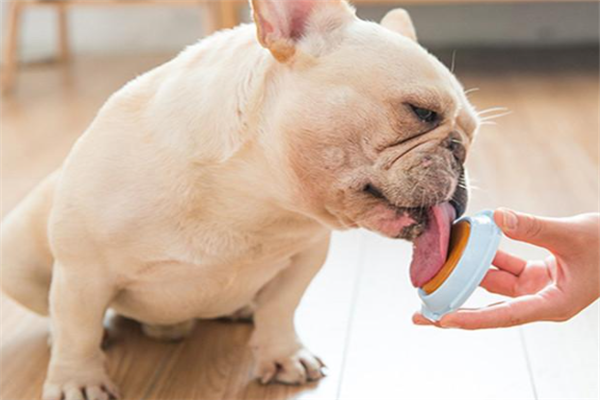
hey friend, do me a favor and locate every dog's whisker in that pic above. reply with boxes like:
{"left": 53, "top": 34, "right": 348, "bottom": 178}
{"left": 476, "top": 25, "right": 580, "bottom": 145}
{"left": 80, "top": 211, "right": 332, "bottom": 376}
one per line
{"left": 480, "top": 111, "right": 512, "bottom": 122}
{"left": 477, "top": 107, "right": 509, "bottom": 116}
{"left": 480, "top": 110, "right": 512, "bottom": 119}
{"left": 466, "top": 186, "right": 484, "bottom": 193}
{"left": 464, "top": 87, "right": 480, "bottom": 96}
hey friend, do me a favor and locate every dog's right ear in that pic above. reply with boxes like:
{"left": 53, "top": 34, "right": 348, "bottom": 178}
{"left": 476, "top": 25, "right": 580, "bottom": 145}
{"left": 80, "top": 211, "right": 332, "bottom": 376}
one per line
{"left": 380, "top": 9, "right": 417, "bottom": 42}
{"left": 250, "top": 0, "right": 354, "bottom": 63}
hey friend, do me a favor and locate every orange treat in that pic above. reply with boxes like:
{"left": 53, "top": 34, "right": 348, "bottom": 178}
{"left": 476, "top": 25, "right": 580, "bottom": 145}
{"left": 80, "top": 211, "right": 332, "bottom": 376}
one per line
{"left": 421, "top": 221, "right": 471, "bottom": 295}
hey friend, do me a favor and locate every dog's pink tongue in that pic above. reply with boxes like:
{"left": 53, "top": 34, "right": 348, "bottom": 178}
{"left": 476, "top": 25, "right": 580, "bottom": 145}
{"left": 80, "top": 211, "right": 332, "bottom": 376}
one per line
{"left": 410, "top": 202, "right": 456, "bottom": 287}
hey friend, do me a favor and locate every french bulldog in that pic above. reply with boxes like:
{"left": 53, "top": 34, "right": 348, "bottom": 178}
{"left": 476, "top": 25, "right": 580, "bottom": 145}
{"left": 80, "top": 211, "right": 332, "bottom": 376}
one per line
{"left": 0, "top": 1, "right": 478, "bottom": 399}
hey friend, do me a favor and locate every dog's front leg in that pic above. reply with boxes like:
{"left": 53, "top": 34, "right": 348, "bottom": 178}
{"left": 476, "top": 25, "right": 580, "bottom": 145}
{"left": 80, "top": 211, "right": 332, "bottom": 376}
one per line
{"left": 250, "top": 233, "right": 330, "bottom": 385}
{"left": 43, "top": 262, "right": 119, "bottom": 400}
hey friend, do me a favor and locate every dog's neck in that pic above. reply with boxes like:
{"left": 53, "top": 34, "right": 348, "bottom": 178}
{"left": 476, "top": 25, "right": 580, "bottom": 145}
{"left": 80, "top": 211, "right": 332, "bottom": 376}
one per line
{"left": 137, "top": 25, "right": 270, "bottom": 161}
{"left": 123, "top": 25, "right": 319, "bottom": 227}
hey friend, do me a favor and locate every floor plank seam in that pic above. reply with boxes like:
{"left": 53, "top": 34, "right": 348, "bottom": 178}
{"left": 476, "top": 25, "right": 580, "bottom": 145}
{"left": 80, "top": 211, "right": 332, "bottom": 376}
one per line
{"left": 519, "top": 328, "right": 539, "bottom": 400}
{"left": 335, "top": 233, "right": 368, "bottom": 399}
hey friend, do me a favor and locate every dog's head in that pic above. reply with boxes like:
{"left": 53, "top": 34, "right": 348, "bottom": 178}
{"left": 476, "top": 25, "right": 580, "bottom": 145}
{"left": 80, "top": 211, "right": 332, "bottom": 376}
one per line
{"left": 251, "top": 0, "right": 478, "bottom": 240}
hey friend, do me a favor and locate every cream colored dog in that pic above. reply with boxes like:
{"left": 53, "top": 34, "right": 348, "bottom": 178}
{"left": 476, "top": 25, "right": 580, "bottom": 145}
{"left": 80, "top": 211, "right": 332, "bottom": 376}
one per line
{"left": 1, "top": 1, "right": 479, "bottom": 399}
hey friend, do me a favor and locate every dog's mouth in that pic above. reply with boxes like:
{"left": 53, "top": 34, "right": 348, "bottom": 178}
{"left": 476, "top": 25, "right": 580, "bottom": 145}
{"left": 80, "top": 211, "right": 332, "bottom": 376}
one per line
{"left": 382, "top": 202, "right": 457, "bottom": 289}
{"left": 361, "top": 182, "right": 465, "bottom": 288}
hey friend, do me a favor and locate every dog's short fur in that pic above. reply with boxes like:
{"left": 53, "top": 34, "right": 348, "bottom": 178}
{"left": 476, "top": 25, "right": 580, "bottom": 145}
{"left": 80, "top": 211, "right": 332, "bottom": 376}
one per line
{"left": 1, "top": 1, "right": 478, "bottom": 398}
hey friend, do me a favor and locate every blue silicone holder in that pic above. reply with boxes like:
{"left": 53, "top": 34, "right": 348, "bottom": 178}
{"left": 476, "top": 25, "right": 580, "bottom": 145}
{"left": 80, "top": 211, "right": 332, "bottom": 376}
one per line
{"left": 418, "top": 209, "right": 502, "bottom": 322}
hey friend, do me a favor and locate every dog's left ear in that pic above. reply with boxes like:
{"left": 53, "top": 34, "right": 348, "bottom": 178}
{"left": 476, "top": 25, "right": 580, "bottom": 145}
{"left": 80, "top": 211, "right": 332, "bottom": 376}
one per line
{"left": 380, "top": 8, "right": 417, "bottom": 42}
{"left": 250, "top": 0, "right": 354, "bottom": 62}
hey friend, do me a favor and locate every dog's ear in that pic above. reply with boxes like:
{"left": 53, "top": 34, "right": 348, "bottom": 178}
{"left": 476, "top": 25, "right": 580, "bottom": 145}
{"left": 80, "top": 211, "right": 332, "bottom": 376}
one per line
{"left": 380, "top": 9, "right": 417, "bottom": 42}
{"left": 250, "top": 0, "right": 353, "bottom": 62}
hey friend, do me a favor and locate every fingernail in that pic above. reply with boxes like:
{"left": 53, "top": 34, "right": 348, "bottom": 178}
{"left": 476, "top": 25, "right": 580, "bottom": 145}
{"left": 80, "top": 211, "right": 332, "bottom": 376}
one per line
{"left": 501, "top": 209, "right": 518, "bottom": 231}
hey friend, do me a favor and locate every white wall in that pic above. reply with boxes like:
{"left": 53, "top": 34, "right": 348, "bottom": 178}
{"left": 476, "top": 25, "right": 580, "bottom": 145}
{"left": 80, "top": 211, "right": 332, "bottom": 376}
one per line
{"left": 1, "top": 1, "right": 598, "bottom": 63}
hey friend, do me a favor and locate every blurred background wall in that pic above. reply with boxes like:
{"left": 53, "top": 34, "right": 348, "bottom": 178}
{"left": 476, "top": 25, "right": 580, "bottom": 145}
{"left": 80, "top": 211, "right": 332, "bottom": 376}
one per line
{"left": 1, "top": 1, "right": 597, "bottom": 63}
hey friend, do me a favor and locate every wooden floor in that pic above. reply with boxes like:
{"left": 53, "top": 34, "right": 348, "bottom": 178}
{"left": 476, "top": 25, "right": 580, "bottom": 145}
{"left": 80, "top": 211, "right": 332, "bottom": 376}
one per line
{"left": 1, "top": 48, "right": 598, "bottom": 400}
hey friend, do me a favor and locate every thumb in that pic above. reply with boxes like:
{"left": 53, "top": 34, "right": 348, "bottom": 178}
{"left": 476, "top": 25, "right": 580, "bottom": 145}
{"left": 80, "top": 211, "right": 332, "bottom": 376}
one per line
{"left": 494, "top": 208, "right": 569, "bottom": 252}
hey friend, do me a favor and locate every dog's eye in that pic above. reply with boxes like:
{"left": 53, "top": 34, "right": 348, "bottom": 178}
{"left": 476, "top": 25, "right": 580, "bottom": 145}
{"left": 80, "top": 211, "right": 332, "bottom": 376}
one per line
{"left": 410, "top": 105, "right": 438, "bottom": 123}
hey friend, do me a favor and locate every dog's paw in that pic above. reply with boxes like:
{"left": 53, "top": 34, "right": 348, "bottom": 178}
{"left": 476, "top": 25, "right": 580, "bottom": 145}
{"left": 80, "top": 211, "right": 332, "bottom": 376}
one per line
{"left": 43, "top": 373, "right": 120, "bottom": 400}
{"left": 255, "top": 347, "right": 327, "bottom": 385}
{"left": 141, "top": 320, "right": 196, "bottom": 341}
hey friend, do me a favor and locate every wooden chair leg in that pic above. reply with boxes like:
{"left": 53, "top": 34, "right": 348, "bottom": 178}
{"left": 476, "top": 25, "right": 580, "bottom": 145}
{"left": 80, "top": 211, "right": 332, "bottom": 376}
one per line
{"left": 57, "top": 3, "right": 70, "bottom": 62}
{"left": 2, "top": 1, "right": 24, "bottom": 95}
{"left": 201, "top": 1, "right": 220, "bottom": 36}
{"left": 219, "top": 0, "right": 240, "bottom": 30}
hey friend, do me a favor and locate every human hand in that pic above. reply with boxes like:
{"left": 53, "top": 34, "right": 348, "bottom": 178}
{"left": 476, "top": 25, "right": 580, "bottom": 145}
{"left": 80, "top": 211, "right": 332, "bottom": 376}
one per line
{"left": 413, "top": 208, "right": 600, "bottom": 329}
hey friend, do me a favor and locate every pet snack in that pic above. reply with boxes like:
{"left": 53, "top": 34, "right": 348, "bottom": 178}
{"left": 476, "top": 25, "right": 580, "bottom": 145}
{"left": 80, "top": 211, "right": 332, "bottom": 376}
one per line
{"left": 416, "top": 210, "right": 502, "bottom": 321}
